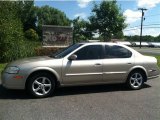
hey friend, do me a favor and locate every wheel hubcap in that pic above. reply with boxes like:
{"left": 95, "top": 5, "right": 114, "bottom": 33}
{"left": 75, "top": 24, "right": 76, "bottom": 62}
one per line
{"left": 130, "top": 73, "right": 143, "bottom": 88}
{"left": 32, "top": 77, "right": 52, "bottom": 96}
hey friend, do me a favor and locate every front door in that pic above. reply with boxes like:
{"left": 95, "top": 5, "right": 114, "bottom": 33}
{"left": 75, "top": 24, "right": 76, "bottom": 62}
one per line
{"left": 62, "top": 45, "right": 103, "bottom": 85}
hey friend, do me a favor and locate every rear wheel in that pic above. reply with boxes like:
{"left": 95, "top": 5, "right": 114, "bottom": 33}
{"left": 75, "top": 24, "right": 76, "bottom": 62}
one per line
{"left": 127, "top": 71, "right": 145, "bottom": 90}
{"left": 27, "top": 72, "right": 56, "bottom": 98}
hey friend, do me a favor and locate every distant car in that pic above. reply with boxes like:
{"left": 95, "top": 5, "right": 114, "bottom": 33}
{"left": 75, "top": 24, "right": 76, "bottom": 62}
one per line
{"left": 148, "top": 43, "right": 155, "bottom": 48}
{"left": 1, "top": 42, "right": 160, "bottom": 98}
{"left": 131, "top": 42, "right": 136, "bottom": 47}
{"left": 151, "top": 42, "right": 160, "bottom": 48}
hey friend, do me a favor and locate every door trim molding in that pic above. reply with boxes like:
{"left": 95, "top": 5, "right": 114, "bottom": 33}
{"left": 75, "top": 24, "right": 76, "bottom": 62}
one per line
{"left": 103, "top": 71, "right": 127, "bottom": 74}
{"left": 65, "top": 71, "right": 126, "bottom": 76}
{"left": 65, "top": 72, "right": 103, "bottom": 76}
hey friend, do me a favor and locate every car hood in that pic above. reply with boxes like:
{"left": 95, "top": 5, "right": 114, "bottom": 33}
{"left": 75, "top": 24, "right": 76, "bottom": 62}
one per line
{"left": 7, "top": 56, "right": 54, "bottom": 66}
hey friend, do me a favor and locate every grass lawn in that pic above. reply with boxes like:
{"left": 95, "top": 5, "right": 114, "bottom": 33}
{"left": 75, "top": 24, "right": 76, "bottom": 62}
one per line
{"left": 154, "top": 55, "right": 160, "bottom": 68}
{"left": 0, "top": 63, "right": 7, "bottom": 73}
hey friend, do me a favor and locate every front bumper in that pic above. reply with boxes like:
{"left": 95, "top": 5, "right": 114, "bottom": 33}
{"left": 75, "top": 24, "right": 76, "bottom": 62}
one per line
{"left": 1, "top": 72, "right": 25, "bottom": 89}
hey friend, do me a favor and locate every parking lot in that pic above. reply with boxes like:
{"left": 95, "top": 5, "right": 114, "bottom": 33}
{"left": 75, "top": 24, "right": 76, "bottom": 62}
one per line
{"left": 0, "top": 77, "right": 160, "bottom": 120}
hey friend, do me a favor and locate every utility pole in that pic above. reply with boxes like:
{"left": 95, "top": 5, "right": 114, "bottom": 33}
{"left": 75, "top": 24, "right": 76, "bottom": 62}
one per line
{"left": 138, "top": 8, "right": 147, "bottom": 48}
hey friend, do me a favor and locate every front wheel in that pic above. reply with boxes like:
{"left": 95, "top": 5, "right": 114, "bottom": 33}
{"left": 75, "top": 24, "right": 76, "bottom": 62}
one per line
{"left": 127, "top": 71, "right": 145, "bottom": 90}
{"left": 27, "top": 72, "right": 56, "bottom": 98}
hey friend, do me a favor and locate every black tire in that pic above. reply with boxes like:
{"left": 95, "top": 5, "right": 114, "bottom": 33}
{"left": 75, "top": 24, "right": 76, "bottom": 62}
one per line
{"left": 27, "top": 72, "right": 56, "bottom": 98}
{"left": 127, "top": 70, "right": 145, "bottom": 90}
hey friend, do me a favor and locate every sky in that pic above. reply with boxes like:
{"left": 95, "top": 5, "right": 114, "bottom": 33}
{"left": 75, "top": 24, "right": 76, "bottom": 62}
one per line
{"left": 35, "top": 0, "right": 160, "bottom": 37}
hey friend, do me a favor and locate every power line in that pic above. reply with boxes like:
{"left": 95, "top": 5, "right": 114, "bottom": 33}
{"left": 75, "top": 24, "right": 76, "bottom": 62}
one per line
{"left": 127, "top": 23, "right": 160, "bottom": 29}
{"left": 126, "top": 14, "right": 160, "bottom": 18}
{"left": 127, "top": 17, "right": 141, "bottom": 18}
{"left": 124, "top": 27, "right": 160, "bottom": 31}
{"left": 145, "top": 14, "right": 160, "bottom": 17}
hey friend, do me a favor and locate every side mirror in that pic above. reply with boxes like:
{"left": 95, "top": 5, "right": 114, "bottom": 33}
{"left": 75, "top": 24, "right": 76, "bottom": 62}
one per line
{"left": 68, "top": 54, "right": 77, "bottom": 60}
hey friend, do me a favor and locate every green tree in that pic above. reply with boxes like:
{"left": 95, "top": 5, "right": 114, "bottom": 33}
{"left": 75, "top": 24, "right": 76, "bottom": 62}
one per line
{"left": 124, "top": 35, "right": 155, "bottom": 42}
{"left": 0, "top": 1, "right": 25, "bottom": 62}
{"left": 72, "top": 17, "right": 92, "bottom": 43}
{"left": 35, "top": 5, "right": 71, "bottom": 40}
{"left": 113, "top": 31, "right": 124, "bottom": 39}
{"left": 36, "top": 5, "right": 70, "bottom": 26}
{"left": 25, "top": 28, "right": 39, "bottom": 41}
{"left": 154, "top": 35, "right": 160, "bottom": 42}
{"left": 143, "top": 35, "right": 154, "bottom": 42}
{"left": 89, "top": 0, "right": 126, "bottom": 41}
{"left": 16, "top": 0, "right": 37, "bottom": 31}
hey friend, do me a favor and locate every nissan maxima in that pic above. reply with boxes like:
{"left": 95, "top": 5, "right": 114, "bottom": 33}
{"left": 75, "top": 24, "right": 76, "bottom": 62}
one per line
{"left": 1, "top": 42, "right": 160, "bottom": 98}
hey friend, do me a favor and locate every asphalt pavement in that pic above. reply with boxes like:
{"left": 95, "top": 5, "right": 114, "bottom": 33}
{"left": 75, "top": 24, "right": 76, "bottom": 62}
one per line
{"left": 0, "top": 77, "right": 160, "bottom": 120}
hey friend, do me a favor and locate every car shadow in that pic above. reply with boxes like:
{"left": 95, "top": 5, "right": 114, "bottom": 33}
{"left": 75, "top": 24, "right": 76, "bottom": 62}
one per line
{"left": 0, "top": 83, "right": 151, "bottom": 99}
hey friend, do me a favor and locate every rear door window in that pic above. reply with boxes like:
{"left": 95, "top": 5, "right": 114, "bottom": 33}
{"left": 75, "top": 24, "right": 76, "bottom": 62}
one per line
{"left": 105, "top": 45, "right": 132, "bottom": 58}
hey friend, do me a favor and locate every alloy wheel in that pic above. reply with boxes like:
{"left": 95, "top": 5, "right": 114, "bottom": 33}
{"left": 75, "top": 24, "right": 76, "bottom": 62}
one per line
{"left": 129, "top": 73, "right": 143, "bottom": 89}
{"left": 32, "top": 77, "right": 52, "bottom": 96}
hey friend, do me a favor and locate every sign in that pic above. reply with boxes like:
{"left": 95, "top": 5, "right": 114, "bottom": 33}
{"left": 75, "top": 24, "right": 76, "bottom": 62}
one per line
{"left": 42, "top": 25, "right": 73, "bottom": 46}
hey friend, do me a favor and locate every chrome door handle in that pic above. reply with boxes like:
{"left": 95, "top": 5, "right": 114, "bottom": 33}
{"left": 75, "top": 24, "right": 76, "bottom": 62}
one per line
{"left": 127, "top": 63, "right": 132, "bottom": 65}
{"left": 95, "top": 63, "right": 101, "bottom": 66}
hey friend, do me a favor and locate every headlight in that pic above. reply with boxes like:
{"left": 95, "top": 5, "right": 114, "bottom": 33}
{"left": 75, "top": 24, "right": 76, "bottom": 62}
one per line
{"left": 5, "top": 66, "right": 19, "bottom": 74}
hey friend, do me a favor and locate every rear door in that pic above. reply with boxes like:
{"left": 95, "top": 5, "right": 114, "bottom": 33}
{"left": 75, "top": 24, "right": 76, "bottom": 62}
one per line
{"left": 102, "top": 45, "right": 134, "bottom": 83}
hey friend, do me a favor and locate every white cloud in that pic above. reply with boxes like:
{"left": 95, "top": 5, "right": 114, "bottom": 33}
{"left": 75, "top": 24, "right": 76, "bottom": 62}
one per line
{"left": 77, "top": 0, "right": 91, "bottom": 8}
{"left": 123, "top": 9, "right": 141, "bottom": 24}
{"left": 74, "top": 13, "right": 87, "bottom": 19}
{"left": 123, "top": 28, "right": 140, "bottom": 36}
{"left": 137, "top": 0, "right": 160, "bottom": 8}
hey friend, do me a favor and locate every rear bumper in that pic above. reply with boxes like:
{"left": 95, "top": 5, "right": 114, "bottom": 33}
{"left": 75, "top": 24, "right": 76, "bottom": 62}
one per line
{"left": 147, "top": 66, "right": 160, "bottom": 80}
{"left": 148, "top": 75, "right": 159, "bottom": 80}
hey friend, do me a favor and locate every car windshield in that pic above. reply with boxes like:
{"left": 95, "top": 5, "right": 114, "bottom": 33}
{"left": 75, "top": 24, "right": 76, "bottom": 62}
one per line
{"left": 50, "top": 44, "right": 82, "bottom": 58}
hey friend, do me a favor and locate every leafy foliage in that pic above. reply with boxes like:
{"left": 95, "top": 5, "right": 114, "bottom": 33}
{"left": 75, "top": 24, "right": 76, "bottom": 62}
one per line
{"left": 89, "top": 1, "right": 126, "bottom": 41}
{"left": 35, "top": 5, "right": 71, "bottom": 40}
{"left": 22, "top": 40, "right": 41, "bottom": 58}
{"left": 25, "top": 29, "right": 39, "bottom": 41}
{"left": 72, "top": 17, "right": 92, "bottom": 43}
{"left": 35, "top": 47, "right": 64, "bottom": 56}
{"left": 155, "top": 55, "right": 160, "bottom": 67}
{"left": 0, "top": 2, "right": 25, "bottom": 62}
{"left": 16, "top": 0, "right": 37, "bottom": 31}
{"left": 153, "top": 35, "right": 160, "bottom": 42}
{"left": 0, "top": 2, "right": 40, "bottom": 62}
{"left": 0, "top": 1, "right": 73, "bottom": 62}
{"left": 0, "top": 63, "right": 7, "bottom": 73}
{"left": 36, "top": 5, "right": 70, "bottom": 26}
{"left": 124, "top": 35, "right": 160, "bottom": 42}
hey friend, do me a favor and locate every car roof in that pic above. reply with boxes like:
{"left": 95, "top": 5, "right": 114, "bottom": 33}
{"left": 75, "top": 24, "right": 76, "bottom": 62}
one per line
{"left": 79, "top": 42, "right": 118, "bottom": 45}
{"left": 78, "top": 42, "right": 123, "bottom": 46}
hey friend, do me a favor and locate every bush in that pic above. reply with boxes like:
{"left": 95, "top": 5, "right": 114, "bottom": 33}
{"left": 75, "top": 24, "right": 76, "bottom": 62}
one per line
{"left": 35, "top": 47, "right": 65, "bottom": 56}
{"left": 25, "top": 28, "right": 39, "bottom": 41}
{"left": 22, "top": 41, "right": 41, "bottom": 57}
{"left": 0, "top": 2, "right": 41, "bottom": 62}
{"left": 0, "top": 2, "right": 25, "bottom": 62}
